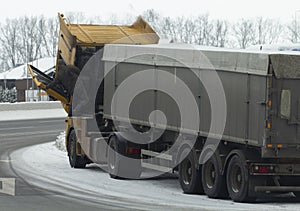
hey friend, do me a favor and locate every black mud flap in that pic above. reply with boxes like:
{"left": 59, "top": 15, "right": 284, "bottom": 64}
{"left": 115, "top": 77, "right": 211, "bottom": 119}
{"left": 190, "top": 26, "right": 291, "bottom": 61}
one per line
{"left": 27, "top": 64, "right": 68, "bottom": 104}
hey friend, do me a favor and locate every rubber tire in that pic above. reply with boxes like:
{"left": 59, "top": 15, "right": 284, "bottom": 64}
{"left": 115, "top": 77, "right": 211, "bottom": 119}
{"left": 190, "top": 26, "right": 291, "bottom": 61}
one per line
{"left": 202, "top": 153, "right": 228, "bottom": 198}
{"left": 108, "top": 136, "right": 142, "bottom": 179}
{"left": 226, "top": 155, "right": 255, "bottom": 202}
{"left": 68, "top": 130, "right": 87, "bottom": 168}
{"left": 178, "top": 148, "right": 204, "bottom": 194}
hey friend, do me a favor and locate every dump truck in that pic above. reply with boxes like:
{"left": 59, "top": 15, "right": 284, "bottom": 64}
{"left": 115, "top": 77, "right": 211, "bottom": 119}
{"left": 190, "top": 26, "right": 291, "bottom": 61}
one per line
{"left": 28, "top": 13, "right": 300, "bottom": 203}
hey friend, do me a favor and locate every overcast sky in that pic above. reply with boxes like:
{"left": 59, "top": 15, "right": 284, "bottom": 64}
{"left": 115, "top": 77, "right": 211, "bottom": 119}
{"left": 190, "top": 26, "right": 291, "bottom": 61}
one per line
{"left": 0, "top": 0, "right": 299, "bottom": 22}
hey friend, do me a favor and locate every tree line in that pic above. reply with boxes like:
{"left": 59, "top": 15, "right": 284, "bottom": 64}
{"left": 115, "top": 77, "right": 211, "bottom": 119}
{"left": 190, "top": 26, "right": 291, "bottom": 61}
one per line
{"left": 143, "top": 9, "right": 299, "bottom": 48}
{"left": 0, "top": 10, "right": 299, "bottom": 72}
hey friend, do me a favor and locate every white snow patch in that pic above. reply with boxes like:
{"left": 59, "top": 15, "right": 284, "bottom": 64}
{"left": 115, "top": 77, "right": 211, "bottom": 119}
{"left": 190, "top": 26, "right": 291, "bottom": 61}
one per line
{"left": 11, "top": 142, "right": 300, "bottom": 211}
{"left": 0, "top": 101, "right": 67, "bottom": 121}
{"left": 0, "top": 101, "right": 63, "bottom": 111}
{"left": 0, "top": 109, "right": 67, "bottom": 121}
{"left": 55, "top": 131, "right": 66, "bottom": 152}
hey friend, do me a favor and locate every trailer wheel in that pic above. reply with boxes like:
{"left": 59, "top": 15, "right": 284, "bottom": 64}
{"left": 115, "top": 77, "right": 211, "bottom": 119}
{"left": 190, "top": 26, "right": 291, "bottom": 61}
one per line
{"left": 202, "top": 153, "right": 228, "bottom": 198}
{"left": 226, "top": 154, "right": 254, "bottom": 202}
{"left": 68, "top": 130, "right": 87, "bottom": 168}
{"left": 178, "top": 148, "right": 204, "bottom": 194}
{"left": 108, "top": 136, "right": 142, "bottom": 179}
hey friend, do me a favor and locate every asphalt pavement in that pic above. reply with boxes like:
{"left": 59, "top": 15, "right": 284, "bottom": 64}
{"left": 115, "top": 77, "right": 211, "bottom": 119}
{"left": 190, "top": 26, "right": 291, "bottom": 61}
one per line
{"left": 0, "top": 118, "right": 126, "bottom": 211}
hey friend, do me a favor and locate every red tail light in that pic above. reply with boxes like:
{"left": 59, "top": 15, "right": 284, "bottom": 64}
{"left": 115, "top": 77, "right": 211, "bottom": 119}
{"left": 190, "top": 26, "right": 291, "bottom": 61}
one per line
{"left": 126, "top": 147, "right": 141, "bottom": 155}
{"left": 252, "top": 165, "right": 275, "bottom": 174}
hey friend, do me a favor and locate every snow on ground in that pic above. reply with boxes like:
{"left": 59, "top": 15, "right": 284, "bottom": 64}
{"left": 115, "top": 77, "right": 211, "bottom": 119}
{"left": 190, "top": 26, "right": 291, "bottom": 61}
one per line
{"left": 0, "top": 109, "right": 66, "bottom": 121}
{"left": 0, "top": 101, "right": 67, "bottom": 121}
{"left": 55, "top": 131, "right": 66, "bottom": 152}
{"left": 11, "top": 142, "right": 300, "bottom": 211}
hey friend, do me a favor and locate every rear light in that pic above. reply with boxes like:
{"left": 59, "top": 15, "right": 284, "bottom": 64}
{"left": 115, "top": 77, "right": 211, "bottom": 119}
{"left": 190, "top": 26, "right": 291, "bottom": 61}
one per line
{"left": 266, "top": 143, "right": 284, "bottom": 149}
{"left": 251, "top": 164, "right": 275, "bottom": 174}
{"left": 268, "top": 100, "right": 272, "bottom": 107}
{"left": 126, "top": 147, "right": 141, "bottom": 155}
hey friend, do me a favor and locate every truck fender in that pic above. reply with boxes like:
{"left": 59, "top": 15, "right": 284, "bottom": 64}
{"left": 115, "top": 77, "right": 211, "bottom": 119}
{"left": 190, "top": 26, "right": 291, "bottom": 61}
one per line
{"left": 176, "top": 142, "right": 198, "bottom": 170}
{"left": 222, "top": 149, "right": 260, "bottom": 176}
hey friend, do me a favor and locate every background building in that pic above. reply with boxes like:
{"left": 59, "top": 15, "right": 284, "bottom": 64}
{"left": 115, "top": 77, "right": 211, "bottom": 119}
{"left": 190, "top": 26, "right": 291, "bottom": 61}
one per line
{"left": 0, "top": 57, "right": 55, "bottom": 102}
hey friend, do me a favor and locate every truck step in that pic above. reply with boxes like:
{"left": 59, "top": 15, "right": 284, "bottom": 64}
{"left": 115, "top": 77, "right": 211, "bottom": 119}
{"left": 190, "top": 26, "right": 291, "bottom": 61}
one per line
{"left": 141, "top": 149, "right": 172, "bottom": 161}
{"left": 141, "top": 162, "right": 172, "bottom": 173}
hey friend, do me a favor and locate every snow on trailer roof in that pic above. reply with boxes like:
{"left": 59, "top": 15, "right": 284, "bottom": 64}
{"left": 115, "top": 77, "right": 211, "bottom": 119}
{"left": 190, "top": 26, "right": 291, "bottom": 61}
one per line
{"left": 0, "top": 57, "right": 55, "bottom": 80}
{"left": 102, "top": 43, "right": 271, "bottom": 76}
{"left": 247, "top": 43, "right": 300, "bottom": 52}
{"left": 103, "top": 43, "right": 300, "bottom": 78}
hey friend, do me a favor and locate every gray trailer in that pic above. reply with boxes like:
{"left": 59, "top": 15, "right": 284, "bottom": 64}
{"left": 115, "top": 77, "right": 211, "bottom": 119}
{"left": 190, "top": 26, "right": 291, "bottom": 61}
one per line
{"left": 97, "top": 44, "right": 300, "bottom": 202}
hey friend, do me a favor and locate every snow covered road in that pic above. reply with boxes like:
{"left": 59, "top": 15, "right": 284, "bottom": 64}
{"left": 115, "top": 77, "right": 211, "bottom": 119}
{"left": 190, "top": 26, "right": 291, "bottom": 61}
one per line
{"left": 10, "top": 142, "right": 300, "bottom": 211}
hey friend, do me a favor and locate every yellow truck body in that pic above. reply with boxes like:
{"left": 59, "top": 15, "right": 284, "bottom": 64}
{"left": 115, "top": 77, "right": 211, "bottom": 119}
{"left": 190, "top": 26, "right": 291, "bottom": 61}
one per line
{"left": 57, "top": 13, "right": 159, "bottom": 66}
{"left": 28, "top": 13, "right": 159, "bottom": 112}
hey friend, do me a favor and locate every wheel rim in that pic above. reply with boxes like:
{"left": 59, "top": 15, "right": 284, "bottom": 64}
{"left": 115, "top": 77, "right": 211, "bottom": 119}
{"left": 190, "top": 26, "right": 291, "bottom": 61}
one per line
{"left": 205, "top": 161, "right": 216, "bottom": 189}
{"left": 109, "top": 142, "right": 116, "bottom": 170}
{"left": 182, "top": 159, "right": 192, "bottom": 185}
{"left": 231, "top": 164, "right": 242, "bottom": 193}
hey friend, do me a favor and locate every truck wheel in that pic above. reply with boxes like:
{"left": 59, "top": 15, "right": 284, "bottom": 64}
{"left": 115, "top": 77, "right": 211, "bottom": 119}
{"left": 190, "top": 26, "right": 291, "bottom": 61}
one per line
{"left": 178, "top": 148, "right": 204, "bottom": 194}
{"left": 108, "top": 136, "right": 142, "bottom": 179}
{"left": 68, "top": 130, "right": 87, "bottom": 168}
{"left": 202, "top": 153, "right": 228, "bottom": 198}
{"left": 226, "top": 154, "right": 254, "bottom": 202}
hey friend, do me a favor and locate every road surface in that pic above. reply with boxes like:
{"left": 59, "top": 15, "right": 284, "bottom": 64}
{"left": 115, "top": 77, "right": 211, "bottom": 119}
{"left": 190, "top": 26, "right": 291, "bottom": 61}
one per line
{"left": 2, "top": 118, "right": 300, "bottom": 211}
{"left": 0, "top": 118, "right": 134, "bottom": 211}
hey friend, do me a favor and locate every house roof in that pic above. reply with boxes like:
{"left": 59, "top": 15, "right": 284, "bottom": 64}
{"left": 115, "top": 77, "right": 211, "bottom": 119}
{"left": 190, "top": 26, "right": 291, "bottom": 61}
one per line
{"left": 0, "top": 57, "right": 55, "bottom": 80}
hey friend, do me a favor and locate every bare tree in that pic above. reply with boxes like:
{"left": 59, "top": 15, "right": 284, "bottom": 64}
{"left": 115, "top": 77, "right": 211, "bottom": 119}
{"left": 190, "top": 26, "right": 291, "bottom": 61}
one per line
{"left": 173, "top": 17, "right": 186, "bottom": 42}
{"left": 180, "top": 17, "right": 196, "bottom": 44}
{"left": 255, "top": 17, "right": 283, "bottom": 45}
{"left": 287, "top": 13, "right": 300, "bottom": 43}
{"left": 233, "top": 19, "right": 256, "bottom": 49}
{"left": 143, "top": 9, "right": 162, "bottom": 32}
{"left": 160, "top": 17, "right": 177, "bottom": 41}
{"left": 40, "top": 17, "right": 59, "bottom": 57}
{"left": 18, "top": 16, "right": 44, "bottom": 63}
{"left": 0, "top": 19, "right": 20, "bottom": 68}
{"left": 210, "top": 20, "right": 229, "bottom": 47}
{"left": 193, "top": 14, "right": 213, "bottom": 46}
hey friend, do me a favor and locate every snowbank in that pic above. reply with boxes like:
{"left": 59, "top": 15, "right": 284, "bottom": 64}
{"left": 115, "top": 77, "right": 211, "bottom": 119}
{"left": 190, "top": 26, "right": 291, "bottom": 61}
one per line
{"left": 0, "top": 101, "right": 63, "bottom": 111}
{"left": 0, "top": 101, "right": 67, "bottom": 121}
{"left": 55, "top": 131, "right": 66, "bottom": 152}
{"left": 0, "top": 109, "right": 67, "bottom": 121}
